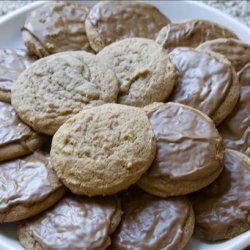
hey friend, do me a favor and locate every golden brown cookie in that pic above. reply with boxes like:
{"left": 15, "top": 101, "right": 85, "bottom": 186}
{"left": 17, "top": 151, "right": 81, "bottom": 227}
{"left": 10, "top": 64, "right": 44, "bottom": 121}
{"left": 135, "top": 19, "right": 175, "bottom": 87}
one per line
{"left": 191, "top": 149, "right": 250, "bottom": 241}
{"left": 198, "top": 39, "right": 250, "bottom": 156}
{"left": 22, "top": 2, "right": 93, "bottom": 58}
{"left": 0, "top": 101, "right": 46, "bottom": 161}
{"left": 0, "top": 151, "right": 66, "bottom": 222}
{"left": 168, "top": 47, "right": 240, "bottom": 125}
{"left": 51, "top": 103, "right": 156, "bottom": 196}
{"left": 156, "top": 19, "right": 238, "bottom": 52}
{"left": 85, "top": 1, "right": 170, "bottom": 52}
{"left": 111, "top": 188, "right": 194, "bottom": 250}
{"left": 18, "top": 195, "right": 121, "bottom": 250}
{"left": 11, "top": 51, "right": 119, "bottom": 135}
{"left": 0, "top": 49, "right": 36, "bottom": 103}
{"left": 97, "top": 38, "right": 176, "bottom": 107}
{"left": 137, "top": 102, "right": 224, "bottom": 197}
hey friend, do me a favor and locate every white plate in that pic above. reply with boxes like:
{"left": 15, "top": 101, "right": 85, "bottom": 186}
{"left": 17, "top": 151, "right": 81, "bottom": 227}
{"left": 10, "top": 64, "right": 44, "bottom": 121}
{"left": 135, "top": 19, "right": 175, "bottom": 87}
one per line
{"left": 0, "top": 1, "right": 250, "bottom": 250}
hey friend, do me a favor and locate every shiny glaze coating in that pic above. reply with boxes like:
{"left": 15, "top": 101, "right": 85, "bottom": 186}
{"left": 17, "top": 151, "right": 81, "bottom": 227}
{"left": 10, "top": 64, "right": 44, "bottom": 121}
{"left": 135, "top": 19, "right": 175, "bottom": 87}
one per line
{"left": 191, "top": 149, "right": 250, "bottom": 240}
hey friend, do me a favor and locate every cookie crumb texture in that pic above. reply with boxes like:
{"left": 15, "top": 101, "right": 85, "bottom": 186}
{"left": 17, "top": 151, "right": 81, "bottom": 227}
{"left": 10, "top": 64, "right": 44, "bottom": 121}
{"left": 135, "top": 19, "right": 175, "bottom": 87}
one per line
{"left": 98, "top": 38, "right": 176, "bottom": 107}
{"left": 11, "top": 51, "right": 119, "bottom": 135}
{"left": 51, "top": 104, "right": 156, "bottom": 196}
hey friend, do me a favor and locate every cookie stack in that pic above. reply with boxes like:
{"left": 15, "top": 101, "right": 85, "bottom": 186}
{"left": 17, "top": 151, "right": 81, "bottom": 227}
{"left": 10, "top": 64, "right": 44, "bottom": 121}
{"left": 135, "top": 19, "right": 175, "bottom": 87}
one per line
{"left": 0, "top": 1, "right": 250, "bottom": 250}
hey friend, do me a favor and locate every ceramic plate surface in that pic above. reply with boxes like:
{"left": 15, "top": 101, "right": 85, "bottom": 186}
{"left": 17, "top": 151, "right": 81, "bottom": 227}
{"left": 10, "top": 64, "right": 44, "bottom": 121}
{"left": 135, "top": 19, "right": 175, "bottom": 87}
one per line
{"left": 0, "top": 1, "right": 249, "bottom": 249}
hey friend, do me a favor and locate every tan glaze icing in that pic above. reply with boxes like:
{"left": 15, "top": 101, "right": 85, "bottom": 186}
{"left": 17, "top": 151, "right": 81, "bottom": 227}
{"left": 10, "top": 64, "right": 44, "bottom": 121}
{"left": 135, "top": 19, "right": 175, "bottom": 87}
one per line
{"left": 198, "top": 39, "right": 250, "bottom": 72}
{"left": 28, "top": 195, "right": 118, "bottom": 250}
{"left": 145, "top": 103, "right": 223, "bottom": 181}
{"left": 198, "top": 39, "right": 250, "bottom": 156}
{"left": 191, "top": 150, "right": 250, "bottom": 240}
{"left": 23, "top": 2, "right": 92, "bottom": 54}
{"left": 157, "top": 20, "right": 238, "bottom": 52}
{"left": 111, "top": 189, "right": 191, "bottom": 250}
{"left": 0, "top": 152, "right": 62, "bottom": 213}
{"left": 88, "top": 1, "right": 169, "bottom": 46}
{"left": 169, "top": 47, "right": 232, "bottom": 117}
{"left": 219, "top": 76, "right": 250, "bottom": 156}
{"left": 0, "top": 49, "right": 36, "bottom": 93}
{"left": 0, "top": 101, "right": 34, "bottom": 146}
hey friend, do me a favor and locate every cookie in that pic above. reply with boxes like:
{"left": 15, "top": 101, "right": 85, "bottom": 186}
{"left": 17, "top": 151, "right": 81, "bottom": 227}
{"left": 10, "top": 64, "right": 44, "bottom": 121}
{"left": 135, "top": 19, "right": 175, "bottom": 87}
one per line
{"left": 137, "top": 102, "right": 224, "bottom": 197}
{"left": 85, "top": 1, "right": 170, "bottom": 52}
{"left": 168, "top": 47, "right": 240, "bottom": 125}
{"left": 111, "top": 188, "right": 194, "bottom": 250}
{"left": 0, "top": 49, "right": 36, "bottom": 103}
{"left": 191, "top": 149, "right": 250, "bottom": 241}
{"left": 97, "top": 38, "right": 176, "bottom": 107}
{"left": 198, "top": 39, "right": 250, "bottom": 156}
{"left": 0, "top": 151, "right": 66, "bottom": 222}
{"left": 11, "top": 51, "right": 119, "bottom": 135}
{"left": 0, "top": 101, "right": 46, "bottom": 161}
{"left": 156, "top": 19, "right": 238, "bottom": 52}
{"left": 22, "top": 2, "right": 93, "bottom": 58}
{"left": 18, "top": 195, "right": 121, "bottom": 250}
{"left": 51, "top": 103, "right": 156, "bottom": 196}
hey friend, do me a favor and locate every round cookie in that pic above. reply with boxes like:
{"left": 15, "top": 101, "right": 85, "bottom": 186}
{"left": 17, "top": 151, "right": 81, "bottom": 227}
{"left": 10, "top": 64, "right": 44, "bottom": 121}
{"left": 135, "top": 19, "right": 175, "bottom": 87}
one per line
{"left": 51, "top": 103, "right": 156, "bottom": 196}
{"left": 0, "top": 101, "right": 46, "bottom": 162}
{"left": 111, "top": 188, "right": 194, "bottom": 250}
{"left": 85, "top": 1, "right": 170, "bottom": 52}
{"left": 11, "top": 51, "right": 119, "bottom": 135}
{"left": 0, "top": 49, "right": 36, "bottom": 103}
{"left": 168, "top": 47, "right": 240, "bottom": 125}
{"left": 18, "top": 195, "right": 121, "bottom": 250}
{"left": 191, "top": 149, "right": 250, "bottom": 241}
{"left": 0, "top": 151, "right": 66, "bottom": 222}
{"left": 156, "top": 19, "right": 238, "bottom": 52}
{"left": 137, "top": 102, "right": 224, "bottom": 197}
{"left": 97, "top": 38, "right": 176, "bottom": 107}
{"left": 22, "top": 2, "right": 93, "bottom": 58}
{"left": 198, "top": 39, "right": 250, "bottom": 156}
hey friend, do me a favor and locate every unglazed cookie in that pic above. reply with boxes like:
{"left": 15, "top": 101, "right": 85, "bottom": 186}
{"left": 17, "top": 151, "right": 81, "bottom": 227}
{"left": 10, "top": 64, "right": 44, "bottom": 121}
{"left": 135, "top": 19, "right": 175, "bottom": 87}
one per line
{"left": 156, "top": 19, "right": 238, "bottom": 52}
{"left": 22, "top": 2, "right": 93, "bottom": 58}
{"left": 0, "top": 49, "right": 36, "bottom": 103}
{"left": 0, "top": 151, "right": 65, "bottom": 222}
{"left": 137, "top": 102, "right": 224, "bottom": 197}
{"left": 51, "top": 103, "right": 156, "bottom": 196}
{"left": 169, "top": 47, "right": 240, "bottom": 125}
{"left": 0, "top": 101, "right": 46, "bottom": 162}
{"left": 191, "top": 149, "right": 250, "bottom": 241}
{"left": 198, "top": 39, "right": 250, "bottom": 156}
{"left": 85, "top": 1, "right": 170, "bottom": 52}
{"left": 97, "top": 38, "right": 176, "bottom": 107}
{"left": 111, "top": 188, "right": 194, "bottom": 250}
{"left": 11, "top": 51, "right": 119, "bottom": 135}
{"left": 18, "top": 195, "right": 121, "bottom": 250}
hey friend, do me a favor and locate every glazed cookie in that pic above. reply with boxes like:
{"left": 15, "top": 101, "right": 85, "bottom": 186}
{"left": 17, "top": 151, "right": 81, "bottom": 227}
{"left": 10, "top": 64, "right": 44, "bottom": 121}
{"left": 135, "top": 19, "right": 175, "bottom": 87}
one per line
{"left": 51, "top": 103, "right": 156, "bottom": 196}
{"left": 111, "top": 188, "right": 194, "bottom": 250}
{"left": 137, "top": 102, "right": 224, "bottom": 197}
{"left": 191, "top": 149, "right": 250, "bottom": 241}
{"left": 0, "top": 101, "right": 46, "bottom": 162}
{"left": 198, "top": 39, "right": 250, "bottom": 156}
{"left": 0, "top": 49, "right": 36, "bottom": 103}
{"left": 97, "top": 38, "right": 176, "bottom": 107}
{"left": 169, "top": 47, "right": 240, "bottom": 125}
{"left": 11, "top": 51, "right": 119, "bottom": 135}
{"left": 22, "top": 2, "right": 93, "bottom": 58}
{"left": 0, "top": 151, "right": 66, "bottom": 222}
{"left": 18, "top": 195, "right": 121, "bottom": 250}
{"left": 156, "top": 19, "right": 238, "bottom": 52}
{"left": 86, "top": 1, "right": 170, "bottom": 52}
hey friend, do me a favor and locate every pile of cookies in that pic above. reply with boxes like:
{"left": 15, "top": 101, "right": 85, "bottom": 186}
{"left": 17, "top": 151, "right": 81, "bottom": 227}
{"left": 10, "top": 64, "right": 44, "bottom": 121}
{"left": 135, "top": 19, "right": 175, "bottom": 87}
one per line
{"left": 0, "top": 1, "right": 250, "bottom": 249}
